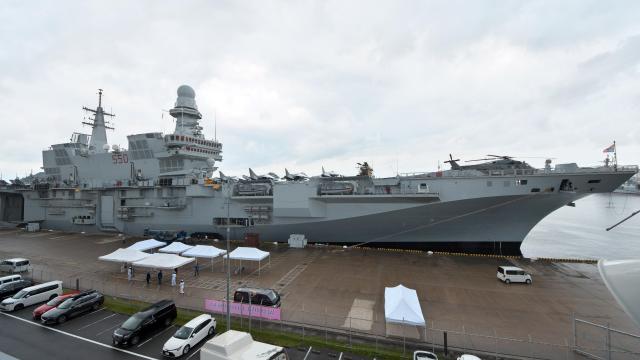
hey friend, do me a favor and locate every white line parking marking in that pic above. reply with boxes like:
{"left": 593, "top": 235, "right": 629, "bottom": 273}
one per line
{"left": 303, "top": 346, "right": 312, "bottom": 360}
{"left": 338, "top": 352, "right": 343, "bottom": 360}
{"left": 0, "top": 312, "right": 159, "bottom": 360}
{"left": 185, "top": 348, "right": 200, "bottom": 360}
{"left": 185, "top": 338, "right": 211, "bottom": 360}
{"left": 137, "top": 325, "right": 174, "bottom": 348}
{"left": 77, "top": 313, "right": 116, "bottom": 331}
{"left": 82, "top": 308, "right": 105, "bottom": 318}
{"left": 96, "top": 322, "right": 122, "bottom": 336}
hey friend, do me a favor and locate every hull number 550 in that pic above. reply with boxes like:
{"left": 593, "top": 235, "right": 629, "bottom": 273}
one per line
{"left": 112, "top": 153, "right": 129, "bottom": 164}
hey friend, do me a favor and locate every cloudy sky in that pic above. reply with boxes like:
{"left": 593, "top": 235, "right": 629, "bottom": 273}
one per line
{"left": 1, "top": 1, "right": 639, "bottom": 179}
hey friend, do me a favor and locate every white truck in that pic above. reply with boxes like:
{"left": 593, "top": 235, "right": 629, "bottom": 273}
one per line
{"left": 200, "top": 330, "right": 288, "bottom": 360}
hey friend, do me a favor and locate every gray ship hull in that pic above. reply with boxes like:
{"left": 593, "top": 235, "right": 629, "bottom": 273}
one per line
{"left": 28, "top": 191, "right": 583, "bottom": 256}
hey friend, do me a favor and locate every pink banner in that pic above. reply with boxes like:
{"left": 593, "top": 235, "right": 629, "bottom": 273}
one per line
{"left": 204, "top": 299, "right": 281, "bottom": 321}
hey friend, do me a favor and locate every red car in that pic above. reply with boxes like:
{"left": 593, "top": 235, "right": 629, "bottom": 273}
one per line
{"left": 32, "top": 291, "right": 79, "bottom": 320}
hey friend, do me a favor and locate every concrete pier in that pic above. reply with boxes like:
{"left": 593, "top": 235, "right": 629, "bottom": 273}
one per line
{"left": 0, "top": 229, "right": 638, "bottom": 358}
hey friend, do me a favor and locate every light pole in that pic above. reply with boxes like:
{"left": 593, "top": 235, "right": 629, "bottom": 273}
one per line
{"left": 226, "top": 184, "right": 231, "bottom": 331}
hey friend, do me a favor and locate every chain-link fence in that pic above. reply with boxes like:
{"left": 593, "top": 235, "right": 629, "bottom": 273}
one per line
{"left": 25, "top": 264, "right": 640, "bottom": 360}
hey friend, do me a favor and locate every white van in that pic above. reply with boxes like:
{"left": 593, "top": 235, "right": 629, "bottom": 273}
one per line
{"left": 0, "top": 258, "right": 32, "bottom": 273}
{"left": 497, "top": 266, "right": 532, "bottom": 284}
{"left": 200, "top": 330, "right": 288, "bottom": 360}
{"left": 0, "top": 281, "right": 63, "bottom": 311}
{"left": 0, "top": 275, "right": 21, "bottom": 286}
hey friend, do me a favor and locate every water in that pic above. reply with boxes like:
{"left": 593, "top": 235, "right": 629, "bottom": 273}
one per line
{"left": 522, "top": 193, "right": 640, "bottom": 260}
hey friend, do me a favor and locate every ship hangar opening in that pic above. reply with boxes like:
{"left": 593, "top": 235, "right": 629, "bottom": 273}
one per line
{"left": 0, "top": 192, "right": 24, "bottom": 223}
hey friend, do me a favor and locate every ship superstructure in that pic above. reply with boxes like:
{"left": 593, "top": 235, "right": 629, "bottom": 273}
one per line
{"left": 1, "top": 86, "right": 636, "bottom": 255}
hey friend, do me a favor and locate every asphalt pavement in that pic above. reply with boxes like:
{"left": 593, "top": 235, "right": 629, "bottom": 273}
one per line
{"left": 0, "top": 300, "right": 370, "bottom": 360}
{"left": 0, "top": 305, "right": 184, "bottom": 360}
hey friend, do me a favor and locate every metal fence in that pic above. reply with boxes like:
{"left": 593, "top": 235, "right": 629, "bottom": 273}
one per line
{"left": 25, "top": 265, "right": 640, "bottom": 360}
{"left": 574, "top": 316, "right": 640, "bottom": 360}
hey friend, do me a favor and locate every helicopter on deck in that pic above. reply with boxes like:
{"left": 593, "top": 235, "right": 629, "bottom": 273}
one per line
{"left": 444, "top": 154, "right": 536, "bottom": 172}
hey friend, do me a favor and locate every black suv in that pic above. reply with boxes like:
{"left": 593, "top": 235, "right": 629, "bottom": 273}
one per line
{"left": 41, "top": 290, "right": 104, "bottom": 324}
{"left": 0, "top": 279, "right": 32, "bottom": 301}
{"left": 112, "top": 299, "right": 177, "bottom": 347}
{"left": 233, "top": 287, "right": 281, "bottom": 307}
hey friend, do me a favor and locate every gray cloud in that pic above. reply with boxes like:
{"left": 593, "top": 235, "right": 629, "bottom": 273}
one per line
{"left": 1, "top": 1, "right": 639, "bottom": 180}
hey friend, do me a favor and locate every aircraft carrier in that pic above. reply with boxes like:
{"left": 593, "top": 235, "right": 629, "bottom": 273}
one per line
{"left": 0, "top": 85, "right": 636, "bottom": 255}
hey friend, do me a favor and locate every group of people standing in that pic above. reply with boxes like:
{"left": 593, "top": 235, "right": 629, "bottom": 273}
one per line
{"left": 127, "top": 265, "right": 185, "bottom": 294}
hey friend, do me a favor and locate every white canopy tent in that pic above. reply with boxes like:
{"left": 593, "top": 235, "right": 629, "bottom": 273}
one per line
{"left": 384, "top": 284, "right": 426, "bottom": 326}
{"left": 99, "top": 248, "right": 150, "bottom": 263}
{"left": 182, "top": 245, "right": 227, "bottom": 272}
{"left": 226, "top": 247, "right": 270, "bottom": 275}
{"left": 127, "top": 239, "right": 167, "bottom": 252}
{"left": 132, "top": 253, "right": 195, "bottom": 270}
{"left": 158, "top": 242, "right": 193, "bottom": 254}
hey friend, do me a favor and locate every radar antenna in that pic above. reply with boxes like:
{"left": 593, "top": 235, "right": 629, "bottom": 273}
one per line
{"left": 82, "top": 89, "right": 115, "bottom": 153}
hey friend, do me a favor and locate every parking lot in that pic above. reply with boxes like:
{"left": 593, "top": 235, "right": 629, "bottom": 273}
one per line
{"left": 0, "top": 300, "right": 369, "bottom": 360}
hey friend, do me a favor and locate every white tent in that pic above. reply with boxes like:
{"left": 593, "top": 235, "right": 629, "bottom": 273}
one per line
{"left": 99, "top": 248, "right": 150, "bottom": 263}
{"left": 159, "top": 242, "right": 193, "bottom": 254}
{"left": 182, "top": 245, "right": 227, "bottom": 272}
{"left": 132, "top": 253, "right": 195, "bottom": 270}
{"left": 384, "top": 284, "right": 426, "bottom": 326}
{"left": 127, "top": 239, "right": 166, "bottom": 252}
{"left": 226, "top": 247, "right": 270, "bottom": 275}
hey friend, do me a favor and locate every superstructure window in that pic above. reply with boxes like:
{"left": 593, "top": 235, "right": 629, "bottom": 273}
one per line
{"left": 516, "top": 179, "right": 528, "bottom": 185}
{"left": 159, "top": 158, "right": 184, "bottom": 173}
{"left": 588, "top": 179, "right": 601, "bottom": 184}
{"left": 214, "top": 218, "right": 254, "bottom": 226}
{"left": 531, "top": 188, "right": 540, "bottom": 193}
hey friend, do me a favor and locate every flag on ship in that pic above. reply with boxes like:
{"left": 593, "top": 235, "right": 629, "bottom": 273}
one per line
{"left": 603, "top": 143, "right": 616, "bottom": 153}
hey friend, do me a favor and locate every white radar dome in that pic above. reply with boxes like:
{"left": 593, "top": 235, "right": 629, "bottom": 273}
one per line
{"left": 177, "top": 85, "right": 195, "bottom": 99}
{"left": 102, "top": 144, "right": 111, "bottom": 151}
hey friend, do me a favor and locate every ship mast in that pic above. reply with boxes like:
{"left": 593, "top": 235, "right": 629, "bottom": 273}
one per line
{"left": 82, "top": 89, "right": 115, "bottom": 153}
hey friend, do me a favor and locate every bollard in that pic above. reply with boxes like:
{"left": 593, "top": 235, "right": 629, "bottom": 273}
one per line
{"left": 444, "top": 331, "right": 448, "bottom": 356}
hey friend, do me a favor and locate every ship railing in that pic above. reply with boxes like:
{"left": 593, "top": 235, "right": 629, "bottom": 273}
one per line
{"left": 619, "top": 165, "right": 639, "bottom": 172}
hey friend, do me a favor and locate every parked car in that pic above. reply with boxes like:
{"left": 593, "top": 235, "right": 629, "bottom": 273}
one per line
{"left": 0, "top": 281, "right": 63, "bottom": 311}
{"left": 233, "top": 287, "right": 281, "bottom": 307}
{"left": 32, "top": 291, "right": 79, "bottom": 320}
{"left": 497, "top": 266, "right": 532, "bottom": 284}
{"left": 162, "top": 314, "right": 216, "bottom": 357}
{"left": 0, "top": 258, "right": 32, "bottom": 273}
{"left": 457, "top": 355, "right": 481, "bottom": 360}
{"left": 41, "top": 290, "right": 104, "bottom": 324}
{"left": 113, "top": 299, "right": 177, "bottom": 347}
{"left": 0, "top": 279, "right": 33, "bottom": 301}
{"left": 0, "top": 274, "right": 22, "bottom": 286}
{"left": 414, "top": 350, "right": 438, "bottom": 360}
